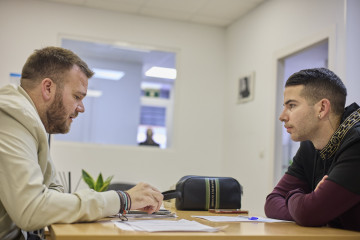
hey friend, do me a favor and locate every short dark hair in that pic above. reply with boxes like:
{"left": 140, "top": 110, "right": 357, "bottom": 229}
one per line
{"left": 20, "top": 46, "right": 94, "bottom": 89}
{"left": 285, "top": 68, "right": 347, "bottom": 116}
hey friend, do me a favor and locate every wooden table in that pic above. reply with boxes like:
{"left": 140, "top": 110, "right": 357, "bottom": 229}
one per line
{"left": 49, "top": 209, "right": 360, "bottom": 240}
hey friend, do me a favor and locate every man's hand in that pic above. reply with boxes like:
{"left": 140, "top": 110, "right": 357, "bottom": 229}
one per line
{"left": 315, "top": 175, "right": 328, "bottom": 192}
{"left": 126, "top": 182, "right": 163, "bottom": 214}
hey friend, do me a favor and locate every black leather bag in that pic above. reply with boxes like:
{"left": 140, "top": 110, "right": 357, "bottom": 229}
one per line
{"left": 162, "top": 175, "right": 242, "bottom": 210}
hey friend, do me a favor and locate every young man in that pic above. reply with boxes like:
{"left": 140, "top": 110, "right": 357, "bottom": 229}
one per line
{"left": 0, "top": 47, "right": 163, "bottom": 240}
{"left": 265, "top": 68, "right": 360, "bottom": 231}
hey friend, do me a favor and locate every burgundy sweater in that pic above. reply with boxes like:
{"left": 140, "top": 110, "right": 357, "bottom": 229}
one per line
{"left": 265, "top": 103, "right": 360, "bottom": 231}
{"left": 265, "top": 174, "right": 360, "bottom": 230}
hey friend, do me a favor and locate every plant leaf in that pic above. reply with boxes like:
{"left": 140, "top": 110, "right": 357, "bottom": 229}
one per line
{"left": 95, "top": 173, "right": 104, "bottom": 192}
{"left": 99, "top": 175, "right": 113, "bottom": 192}
{"left": 104, "top": 175, "right": 113, "bottom": 185}
{"left": 82, "top": 169, "right": 95, "bottom": 190}
{"left": 98, "top": 182, "right": 109, "bottom": 192}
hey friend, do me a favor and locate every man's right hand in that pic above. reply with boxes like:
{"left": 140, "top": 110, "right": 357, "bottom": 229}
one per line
{"left": 315, "top": 175, "right": 328, "bottom": 192}
{"left": 126, "top": 182, "right": 163, "bottom": 214}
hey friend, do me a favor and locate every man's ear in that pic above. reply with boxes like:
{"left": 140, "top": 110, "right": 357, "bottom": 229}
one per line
{"left": 41, "top": 78, "right": 56, "bottom": 101}
{"left": 318, "top": 98, "right": 331, "bottom": 119}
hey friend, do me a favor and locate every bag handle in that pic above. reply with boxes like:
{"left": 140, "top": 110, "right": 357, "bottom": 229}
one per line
{"left": 162, "top": 190, "right": 181, "bottom": 200}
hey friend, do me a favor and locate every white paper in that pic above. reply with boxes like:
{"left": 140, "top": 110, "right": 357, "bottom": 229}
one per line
{"left": 108, "top": 209, "right": 177, "bottom": 219}
{"left": 192, "top": 215, "right": 292, "bottom": 223}
{"left": 125, "top": 209, "right": 177, "bottom": 219}
{"left": 126, "top": 213, "right": 177, "bottom": 219}
{"left": 114, "top": 219, "right": 221, "bottom": 232}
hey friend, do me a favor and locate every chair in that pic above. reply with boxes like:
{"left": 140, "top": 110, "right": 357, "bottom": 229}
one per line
{"left": 107, "top": 182, "right": 135, "bottom": 191}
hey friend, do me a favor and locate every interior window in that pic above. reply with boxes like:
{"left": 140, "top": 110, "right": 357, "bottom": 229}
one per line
{"left": 54, "top": 38, "right": 176, "bottom": 149}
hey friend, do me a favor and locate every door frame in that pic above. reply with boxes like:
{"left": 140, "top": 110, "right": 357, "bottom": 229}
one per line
{"left": 271, "top": 26, "right": 336, "bottom": 185}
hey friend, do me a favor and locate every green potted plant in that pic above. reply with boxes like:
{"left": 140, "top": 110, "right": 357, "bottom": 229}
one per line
{"left": 82, "top": 169, "right": 113, "bottom": 192}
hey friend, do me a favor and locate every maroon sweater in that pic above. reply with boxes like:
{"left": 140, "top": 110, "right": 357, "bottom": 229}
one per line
{"left": 265, "top": 174, "right": 360, "bottom": 230}
{"left": 265, "top": 104, "right": 360, "bottom": 231}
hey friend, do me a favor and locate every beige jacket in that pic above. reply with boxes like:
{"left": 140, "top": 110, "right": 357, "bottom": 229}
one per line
{"left": 0, "top": 85, "right": 120, "bottom": 240}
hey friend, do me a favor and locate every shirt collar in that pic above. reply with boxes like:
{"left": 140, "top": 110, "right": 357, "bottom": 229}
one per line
{"left": 319, "top": 104, "right": 360, "bottom": 160}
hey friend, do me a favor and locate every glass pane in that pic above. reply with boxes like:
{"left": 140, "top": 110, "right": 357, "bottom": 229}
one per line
{"left": 54, "top": 38, "right": 176, "bottom": 149}
{"left": 280, "top": 40, "right": 328, "bottom": 174}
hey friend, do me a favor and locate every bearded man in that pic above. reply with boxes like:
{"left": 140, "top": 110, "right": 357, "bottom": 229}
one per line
{"left": 0, "top": 47, "right": 163, "bottom": 240}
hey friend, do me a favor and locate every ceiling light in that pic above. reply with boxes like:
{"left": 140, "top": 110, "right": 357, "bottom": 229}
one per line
{"left": 87, "top": 89, "right": 103, "bottom": 98}
{"left": 93, "top": 68, "right": 125, "bottom": 81}
{"left": 145, "top": 67, "right": 177, "bottom": 80}
{"left": 113, "top": 42, "right": 152, "bottom": 53}
{"left": 141, "top": 82, "right": 162, "bottom": 90}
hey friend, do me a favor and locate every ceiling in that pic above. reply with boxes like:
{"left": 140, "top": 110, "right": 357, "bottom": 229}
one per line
{"left": 45, "top": 0, "right": 266, "bottom": 86}
{"left": 39, "top": 0, "right": 266, "bottom": 27}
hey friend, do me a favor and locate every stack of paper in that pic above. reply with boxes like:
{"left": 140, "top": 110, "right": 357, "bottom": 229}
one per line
{"left": 126, "top": 209, "right": 177, "bottom": 219}
{"left": 114, "top": 219, "right": 222, "bottom": 232}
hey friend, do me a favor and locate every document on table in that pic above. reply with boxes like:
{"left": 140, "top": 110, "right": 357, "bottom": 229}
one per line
{"left": 126, "top": 209, "right": 177, "bottom": 219}
{"left": 192, "top": 215, "right": 292, "bottom": 223}
{"left": 109, "top": 209, "right": 177, "bottom": 219}
{"left": 114, "top": 219, "right": 223, "bottom": 232}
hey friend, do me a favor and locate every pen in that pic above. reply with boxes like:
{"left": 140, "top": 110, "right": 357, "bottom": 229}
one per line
{"left": 248, "top": 217, "right": 258, "bottom": 220}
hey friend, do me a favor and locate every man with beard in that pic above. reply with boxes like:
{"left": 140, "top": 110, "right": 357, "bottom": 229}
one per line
{"left": 0, "top": 47, "right": 163, "bottom": 240}
{"left": 265, "top": 68, "right": 360, "bottom": 231}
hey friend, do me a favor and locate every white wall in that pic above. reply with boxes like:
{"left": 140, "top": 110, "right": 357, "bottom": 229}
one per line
{"left": 0, "top": 0, "right": 226, "bottom": 191}
{"left": 224, "top": 0, "right": 347, "bottom": 214}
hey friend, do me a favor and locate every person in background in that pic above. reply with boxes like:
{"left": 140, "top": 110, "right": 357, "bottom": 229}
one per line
{"left": 265, "top": 68, "right": 360, "bottom": 231}
{"left": 0, "top": 47, "right": 163, "bottom": 240}
{"left": 139, "top": 128, "right": 160, "bottom": 147}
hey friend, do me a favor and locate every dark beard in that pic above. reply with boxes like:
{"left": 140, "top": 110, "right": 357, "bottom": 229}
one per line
{"left": 46, "top": 91, "right": 70, "bottom": 134}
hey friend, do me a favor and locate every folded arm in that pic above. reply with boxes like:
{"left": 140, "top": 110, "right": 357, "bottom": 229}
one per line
{"left": 286, "top": 178, "right": 360, "bottom": 227}
{"left": 264, "top": 173, "right": 309, "bottom": 221}
{"left": 265, "top": 174, "right": 360, "bottom": 227}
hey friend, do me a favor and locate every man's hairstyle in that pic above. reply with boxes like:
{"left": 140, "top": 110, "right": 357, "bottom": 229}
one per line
{"left": 20, "top": 46, "right": 94, "bottom": 89}
{"left": 285, "top": 68, "right": 347, "bottom": 116}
